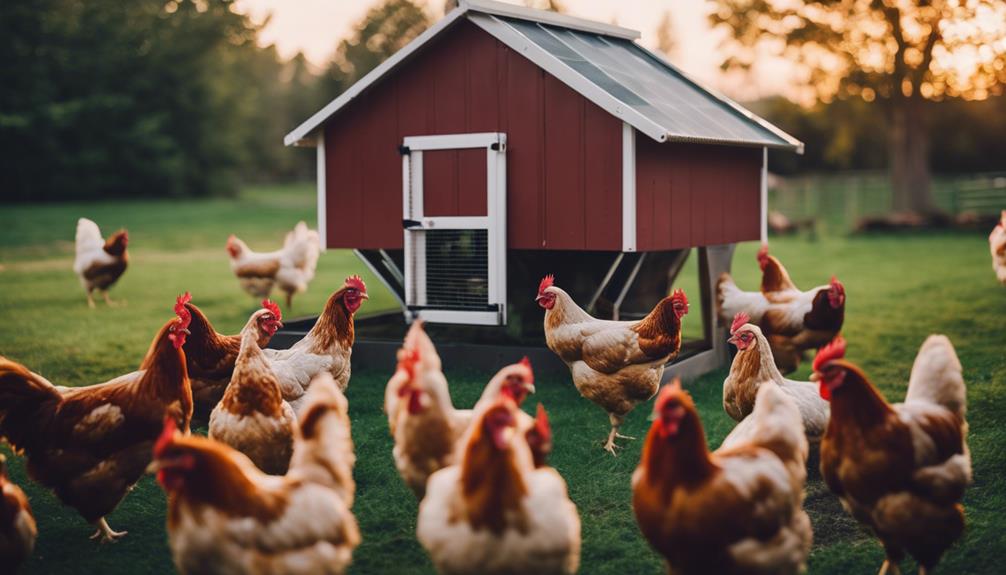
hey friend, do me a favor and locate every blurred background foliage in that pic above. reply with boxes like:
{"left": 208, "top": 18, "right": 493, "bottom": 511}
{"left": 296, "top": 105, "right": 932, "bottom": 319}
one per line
{"left": 0, "top": 0, "right": 1003, "bottom": 203}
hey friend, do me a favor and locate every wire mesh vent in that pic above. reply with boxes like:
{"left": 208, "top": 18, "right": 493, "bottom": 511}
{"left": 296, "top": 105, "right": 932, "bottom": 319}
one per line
{"left": 423, "top": 229, "right": 489, "bottom": 310}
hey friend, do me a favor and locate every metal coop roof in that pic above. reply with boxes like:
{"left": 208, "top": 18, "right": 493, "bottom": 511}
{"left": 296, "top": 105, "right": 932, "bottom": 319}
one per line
{"left": 285, "top": 0, "right": 803, "bottom": 153}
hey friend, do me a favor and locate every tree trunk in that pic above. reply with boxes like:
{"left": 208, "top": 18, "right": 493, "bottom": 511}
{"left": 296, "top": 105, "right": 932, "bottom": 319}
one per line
{"left": 888, "top": 95, "right": 937, "bottom": 215}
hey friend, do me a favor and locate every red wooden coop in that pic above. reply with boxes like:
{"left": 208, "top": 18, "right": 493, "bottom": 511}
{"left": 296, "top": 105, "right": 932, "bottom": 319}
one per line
{"left": 283, "top": 0, "right": 803, "bottom": 378}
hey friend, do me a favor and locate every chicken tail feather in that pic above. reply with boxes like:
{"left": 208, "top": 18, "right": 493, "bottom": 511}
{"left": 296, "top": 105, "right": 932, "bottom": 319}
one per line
{"left": 906, "top": 335, "right": 966, "bottom": 419}
{"left": 0, "top": 357, "right": 61, "bottom": 450}
{"left": 289, "top": 372, "right": 356, "bottom": 505}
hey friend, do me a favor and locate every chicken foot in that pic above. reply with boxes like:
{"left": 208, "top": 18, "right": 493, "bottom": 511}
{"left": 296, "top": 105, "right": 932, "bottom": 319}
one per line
{"left": 90, "top": 517, "right": 127, "bottom": 543}
{"left": 103, "top": 291, "right": 125, "bottom": 307}
{"left": 603, "top": 414, "right": 635, "bottom": 455}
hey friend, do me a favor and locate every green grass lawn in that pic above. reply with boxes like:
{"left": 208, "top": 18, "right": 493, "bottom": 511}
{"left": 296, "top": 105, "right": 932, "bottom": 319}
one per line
{"left": 1, "top": 185, "right": 1004, "bottom": 574}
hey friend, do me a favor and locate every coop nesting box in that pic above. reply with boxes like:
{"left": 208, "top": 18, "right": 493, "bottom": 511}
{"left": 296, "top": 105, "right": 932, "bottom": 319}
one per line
{"left": 284, "top": 0, "right": 803, "bottom": 378}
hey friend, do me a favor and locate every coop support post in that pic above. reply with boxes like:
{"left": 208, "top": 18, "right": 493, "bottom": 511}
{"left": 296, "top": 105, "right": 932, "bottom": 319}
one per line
{"left": 622, "top": 123, "right": 636, "bottom": 252}
{"left": 760, "top": 146, "right": 768, "bottom": 244}
{"left": 661, "top": 243, "right": 736, "bottom": 383}
{"left": 316, "top": 132, "right": 327, "bottom": 251}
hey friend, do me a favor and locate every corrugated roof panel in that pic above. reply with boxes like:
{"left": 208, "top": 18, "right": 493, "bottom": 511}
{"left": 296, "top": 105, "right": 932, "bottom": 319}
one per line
{"left": 499, "top": 17, "right": 793, "bottom": 149}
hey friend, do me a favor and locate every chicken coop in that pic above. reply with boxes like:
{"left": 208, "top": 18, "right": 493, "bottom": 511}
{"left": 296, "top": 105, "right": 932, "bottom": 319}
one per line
{"left": 282, "top": 0, "right": 803, "bottom": 379}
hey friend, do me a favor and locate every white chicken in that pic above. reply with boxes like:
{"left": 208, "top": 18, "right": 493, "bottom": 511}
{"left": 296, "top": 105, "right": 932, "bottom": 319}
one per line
{"left": 417, "top": 396, "right": 581, "bottom": 575}
{"left": 73, "top": 217, "right": 128, "bottom": 308}
{"left": 226, "top": 221, "right": 321, "bottom": 309}
{"left": 261, "top": 276, "right": 367, "bottom": 412}
{"left": 722, "top": 312, "right": 830, "bottom": 444}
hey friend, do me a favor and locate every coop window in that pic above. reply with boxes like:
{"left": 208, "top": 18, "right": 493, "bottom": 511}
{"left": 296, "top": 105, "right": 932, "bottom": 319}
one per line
{"left": 402, "top": 132, "right": 507, "bottom": 326}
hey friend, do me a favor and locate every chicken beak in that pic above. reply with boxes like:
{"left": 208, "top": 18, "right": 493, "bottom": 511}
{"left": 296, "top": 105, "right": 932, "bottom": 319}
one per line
{"left": 727, "top": 335, "right": 738, "bottom": 345}
{"left": 809, "top": 372, "right": 820, "bottom": 382}
{"left": 526, "top": 383, "right": 536, "bottom": 395}
{"left": 534, "top": 295, "right": 543, "bottom": 302}
{"left": 145, "top": 460, "right": 163, "bottom": 474}
{"left": 361, "top": 292, "right": 370, "bottom": 300}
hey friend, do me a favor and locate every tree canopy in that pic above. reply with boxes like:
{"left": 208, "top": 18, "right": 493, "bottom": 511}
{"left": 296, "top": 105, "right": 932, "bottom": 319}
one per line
{"left": 711, "top": 0, "right": 1006, "bottom": 214}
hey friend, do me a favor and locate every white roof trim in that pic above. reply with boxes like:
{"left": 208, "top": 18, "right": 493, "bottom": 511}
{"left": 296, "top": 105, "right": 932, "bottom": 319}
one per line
{"left": 460, "top": 0, "right": 639, "bottom": 40}
{"left": 284, "top": 5, "right": 470, "bottom": 147}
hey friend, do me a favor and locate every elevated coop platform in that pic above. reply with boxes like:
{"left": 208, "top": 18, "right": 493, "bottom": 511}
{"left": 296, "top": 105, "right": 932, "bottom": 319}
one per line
{"left": 271, "top": 245, "right": 736, "bottom": 382}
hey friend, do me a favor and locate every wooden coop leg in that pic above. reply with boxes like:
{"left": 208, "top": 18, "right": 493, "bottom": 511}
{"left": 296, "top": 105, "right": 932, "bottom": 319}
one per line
{"left": 661, "top": 243, "right": 736, "bottom": 383}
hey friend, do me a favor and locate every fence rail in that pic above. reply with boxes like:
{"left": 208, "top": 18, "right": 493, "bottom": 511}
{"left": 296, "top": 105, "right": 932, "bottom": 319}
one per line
{"left": 768, "top": 171, "right": 1006, "bottom": 235}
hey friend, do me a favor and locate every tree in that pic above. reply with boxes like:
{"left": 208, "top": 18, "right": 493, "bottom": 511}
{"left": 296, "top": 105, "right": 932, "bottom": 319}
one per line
{"left": 321, "top": 0, "right": 431, "bottom": 98}
{"left": 710, "top": 0, "right": 1006, "bottom": 215}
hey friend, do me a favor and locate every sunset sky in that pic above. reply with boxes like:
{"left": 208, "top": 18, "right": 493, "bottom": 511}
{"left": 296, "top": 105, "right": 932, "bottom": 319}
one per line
{"left": 233, "top": 0, "right": 794, "bottom": 101}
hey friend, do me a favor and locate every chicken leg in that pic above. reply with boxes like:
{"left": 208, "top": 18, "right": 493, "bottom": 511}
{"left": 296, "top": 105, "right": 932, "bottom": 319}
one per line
{"left": 103, "top": 291, "right": 124, "bottom": 307}
{"left": 603, "top": 413, "right": 635, "bottom": 455}
{"left": 90, "top": 517, "right": 127, "bottom": 543}
{"left": 86, "top": 289, "right": 96, "bottom": 309}
{"left": 878, "top": 558, "right": 902, "bottom": 575}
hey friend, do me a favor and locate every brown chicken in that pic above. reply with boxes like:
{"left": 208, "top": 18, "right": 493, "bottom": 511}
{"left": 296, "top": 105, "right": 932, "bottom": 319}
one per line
{"left": 0, "top": 454, "right": 36, "bottom": 570}
{"left": 181, "top": 295, "right": 281, "bottom": 415}
{"left": 537, "top": 275, "right": 689, "bottom": 453}
{"left": 417, "top": 396, "right": 581, "bottom": 575}
{"left": 814, "top": 335, "right": 970, "bottom": 575}
{"left": 718, "top": 246, "right": 845, "bottom": 373}
{"left": 525, "top": 403, "right": 553, "bottom": 469}
{"left": 632, "top": 379, "right": 811, "bottom": 574}
{"left": 153, "top": 372, "right": 359, "bottom": 574}
{"left": 723, "top": 312, "right": 830, "bottom": 444}
{"left": 0, "top": 298, "right": 192, "bottom": 541}
{"left": 209, "top": 306, "right": 295, "bottom": 475}
{"left": 73, "top": 218, "right": 128, "bottom": 308}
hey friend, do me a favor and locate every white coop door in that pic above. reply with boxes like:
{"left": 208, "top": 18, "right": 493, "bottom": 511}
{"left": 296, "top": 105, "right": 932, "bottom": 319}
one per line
{"left": 401, "top": 132, "right": 507, "bottom": 325}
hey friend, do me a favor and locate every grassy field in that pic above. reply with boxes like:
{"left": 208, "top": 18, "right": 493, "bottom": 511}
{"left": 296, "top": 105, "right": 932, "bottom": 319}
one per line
{"left": 1, "top": 185, "right": 1004, "bottom": 574}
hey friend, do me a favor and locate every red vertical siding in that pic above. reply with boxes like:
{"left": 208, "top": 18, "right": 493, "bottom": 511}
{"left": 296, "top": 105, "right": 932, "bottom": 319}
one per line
{"left": 543, "top": 74, "right": 585, "bottom": 250}
{"left": 583, "top": 101, "right": 622, "bottom": 250}
{"left": 635, "top": 138, "right": 761, "bottom": 250}
{"left": 321, "top": 21, "right": 623, "bottom": 251}
{"left": 503, "top": 45, "right": 544, "bottom": 249}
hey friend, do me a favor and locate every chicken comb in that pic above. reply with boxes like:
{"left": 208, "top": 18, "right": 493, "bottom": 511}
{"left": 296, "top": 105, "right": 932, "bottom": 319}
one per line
{"left": 730, "top": 312, "right": 750, "bottom": 335}
{"left": 533, "top": 403, "right": 551, "bottom": 441}
{"left": 398, "top": 348, "right": 420, "bottom": 380}
{"left": 812, "top": 336, "right": 846, "bottom": 373}
{"left": 153, "top": 417, "right": 177, "bottom": 458}
{"left": 538, "top": 274, "right": 554, "bottom": 295}
{"left": 174, "top": 291, "right": 192, "bottom": 315}
{"left": 261, "top": 299, "right": 282, "bottom": 321}
{"left": 345, "top": 275, "right": 367, "bottom": 292}
{"left": 830, "top": 276, "right": 844, "bottom": 292}
{"left": 655, "top": 378, "right": 687, "bottom": 411}
{"left": 519, "top": 356, "right": 534, "bottom": 384}
{"left": 671, "top": 288, "right": 688, "bottom": 306}
{"left": 757, "top": 243, "right": 770, "bottom": 270}
{"left": 173, "top": 293, "right": 192, "bottom": 329}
